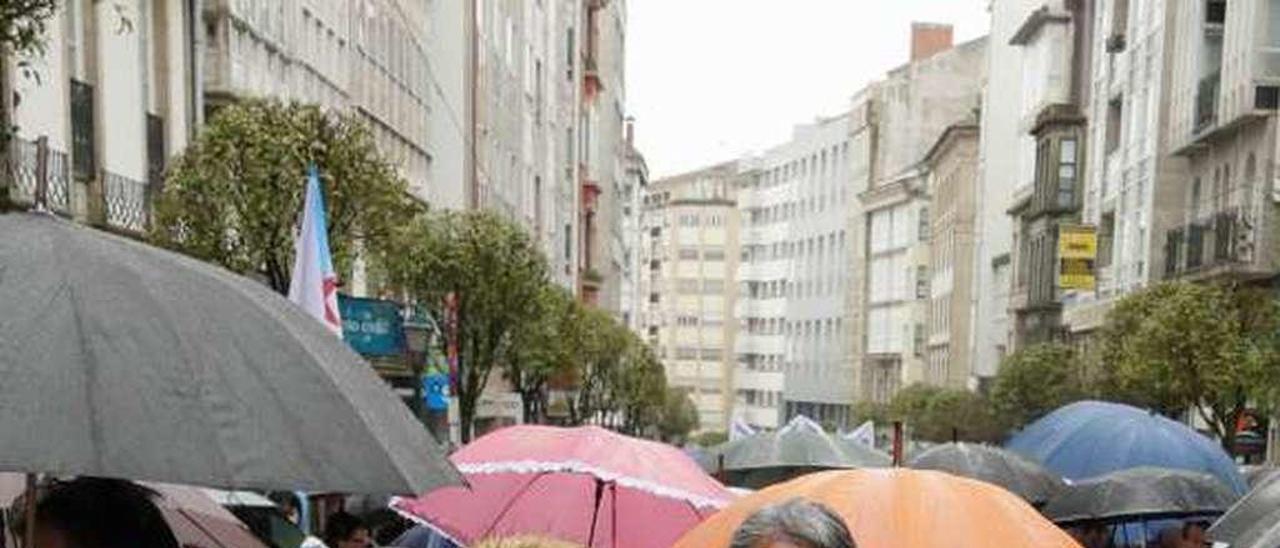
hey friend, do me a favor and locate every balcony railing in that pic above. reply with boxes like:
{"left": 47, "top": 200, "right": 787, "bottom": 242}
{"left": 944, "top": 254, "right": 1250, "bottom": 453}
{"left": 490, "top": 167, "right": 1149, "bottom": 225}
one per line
{"left": 1164, "top": 207, "right": 1253, "bottom": 277}
{"left": 103, "top": 170, "right": 152, "bottom": 234}
{"left": 1195, "top": 72, "right": 1221, "bottom": 134}
{"left": 4, "top": 136, "right": 71, "bottom": 215}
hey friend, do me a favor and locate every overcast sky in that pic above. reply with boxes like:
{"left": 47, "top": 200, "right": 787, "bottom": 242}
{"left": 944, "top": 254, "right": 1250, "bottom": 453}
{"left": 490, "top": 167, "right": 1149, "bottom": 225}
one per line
{"left": 626, "top": 1, "right": 991, "bottom": 179}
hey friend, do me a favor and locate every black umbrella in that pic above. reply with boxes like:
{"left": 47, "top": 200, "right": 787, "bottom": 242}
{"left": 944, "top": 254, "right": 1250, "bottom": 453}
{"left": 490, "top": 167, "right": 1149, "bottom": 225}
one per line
{"left": 907, "top": 442, "right": 1065, "bottom": 506}
{"left": 1210, "top": 472, "right": 1280, "bottom": 548}
{"left": 713, "top": 418, "right": 890, "bottom": 489}
{"left": 0, "top": 213, "right": 460, "bottom": 494}
{"left": 1043, "top": 467, "right": 1238, "bottom": 525}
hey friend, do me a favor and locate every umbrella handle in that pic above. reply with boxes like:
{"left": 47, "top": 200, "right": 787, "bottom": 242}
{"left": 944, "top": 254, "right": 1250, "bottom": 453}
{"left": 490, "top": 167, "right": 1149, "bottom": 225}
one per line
{"left": 22, "top": 474, "right": 35, "bottom": 548}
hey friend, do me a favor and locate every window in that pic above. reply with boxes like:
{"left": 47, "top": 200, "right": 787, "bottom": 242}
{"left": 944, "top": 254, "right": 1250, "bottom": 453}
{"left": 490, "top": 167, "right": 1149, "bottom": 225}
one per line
{"left": 918, "top": 206, "right": 930, "bottom": 241}
{"left": 677, "top": 279, "right": 699, "bottom": 293}
{"left": 566, "top": 28, "right": 575, "bottom": 80}
{"left": 1058, "top": 139, "right": 1078, "bottom": 208}
{"left": 916, "top": 266, "right": 929, "bottom": 299}
{"left": 913, "top": 323, "right": 925, "bottom": 357}
{"left": 1191, "top": 177, "right": 1203, "bottom": 216}
{"left": 677, "top": 316, "right": 698, "bottom": 327}
{"left": 70, "top": 79, "right": 95, "bottom": 180}
{"left": 676, "top": 347, "right": 698, "bottom": 360}
{"left": 703, "top": 280, "right": 725, "bottom": 294}
{"left": 703, "top": 248, "right": 726, "bottom": 261}
{"left": 1098, "top": 212, "right": 1116, "bottom": 267}
{"left": 701, "top": 348, "right": 723, "bottom": 361}
{"left": 678, "top": 248, "right": 699, "bottom": 260}
{"left": 1106, "top": 98, "right": 1123, "bottom": 154}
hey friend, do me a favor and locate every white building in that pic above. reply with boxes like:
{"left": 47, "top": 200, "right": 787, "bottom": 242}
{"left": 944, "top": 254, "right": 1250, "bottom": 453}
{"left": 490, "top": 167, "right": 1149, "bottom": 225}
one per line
{"left": 6, "top": 0, "right": 198, "bottom": 233}
{"left": 735, "top": 115, "right": 855, "bottom": 429}
{"left": 202, "top": 0, "right": 433, "bottom": 204}
{"left": 619, "top": 120, "right": 649, "bottom": 331}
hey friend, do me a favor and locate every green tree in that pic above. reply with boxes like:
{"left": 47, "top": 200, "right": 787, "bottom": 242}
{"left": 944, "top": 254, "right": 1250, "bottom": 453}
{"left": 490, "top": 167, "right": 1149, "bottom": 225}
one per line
{"left": 0, "top": 0, "right": 56, "bottom": 145}
{"left": 387, "top": 210, "right": 549, "bottom": 442}
{"left": 1100, "top": 281, "right": 1280, "bottom": 451}
{"left": 152, "top": 99, "right": 416, "bottom": 293}
{"left": 656, "top": 388, "right": 700, "bottom": 445}
{"left": 889, "top": 384, "right": 1005, "bottom": 443}
{"left": 691, "top": 431, "right": 728, "bottom": 447}
{"left": 568, "top": 307, "right": 632, "bottom": 425}
{"left": 613, "top": 338, "right": 669, "bottom": 437}
{"left": 991, "top": 343, "right": 1093, "bottom": 429}
{"left": 505, "top": 285, "right": 580, "bottom": 424}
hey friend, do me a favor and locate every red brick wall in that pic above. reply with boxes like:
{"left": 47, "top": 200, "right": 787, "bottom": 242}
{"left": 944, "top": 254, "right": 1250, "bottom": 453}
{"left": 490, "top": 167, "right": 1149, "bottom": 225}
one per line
{"left": 911, "top": 23, "right": 954, "bottom": 62}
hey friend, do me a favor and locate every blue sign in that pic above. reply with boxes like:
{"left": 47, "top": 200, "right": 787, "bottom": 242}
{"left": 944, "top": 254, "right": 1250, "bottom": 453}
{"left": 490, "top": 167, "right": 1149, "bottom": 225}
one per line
{"left": 423, "top": 372, "right": 450, "bottom": 411}
{"left": 337, "top": 295, "right": 405, "bottom": 357}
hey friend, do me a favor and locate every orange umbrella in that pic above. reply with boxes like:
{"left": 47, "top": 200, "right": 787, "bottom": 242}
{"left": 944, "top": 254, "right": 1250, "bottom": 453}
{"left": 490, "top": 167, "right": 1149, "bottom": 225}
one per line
{"left": 675, "top": 469, "right": 1082, "bottom": 548}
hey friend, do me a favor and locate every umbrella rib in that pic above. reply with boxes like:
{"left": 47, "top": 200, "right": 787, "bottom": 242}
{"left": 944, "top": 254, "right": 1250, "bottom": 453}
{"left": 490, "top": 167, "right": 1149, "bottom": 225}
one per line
{"left": 480, "top": 471, "right": 552, "bottom": 541}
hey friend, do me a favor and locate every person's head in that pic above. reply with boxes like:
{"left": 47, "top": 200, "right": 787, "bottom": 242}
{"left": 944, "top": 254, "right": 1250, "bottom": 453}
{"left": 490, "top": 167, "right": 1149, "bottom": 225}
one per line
{"left": 267, "top": 491, "right": 301, "bottom": 525}
{"left": 27, "top": 477, "right": 180, "bottom": 548}
{"left": 730, "top": 498, "right": 856, "bottom": 548}
{"left": 323, "top": 511, "right": 370, "bottom": 548}
{"left": 1180, "top": 521, "right": 1209, "bottom": 547}
{"left": 472, "top": 536, "right": 583, "bottom": 548}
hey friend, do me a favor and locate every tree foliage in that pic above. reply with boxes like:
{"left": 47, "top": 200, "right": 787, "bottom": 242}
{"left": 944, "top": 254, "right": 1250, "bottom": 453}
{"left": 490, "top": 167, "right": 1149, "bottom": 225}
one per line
{"left": 1099, "top": 281, "right": 1280, "bottom": 450}
{"left": 0, "top": 0, "right": 56, "bottom": 145}
{"left": 152, "top": 99, "right": 416, "bottom": 293}
{"left": 889, "top": 384, "right": 1006, "bottom": 443}
{"left": 387, "top": 210, "right": 548, "bottom": 442}
{"left": 656, "top": 388, "right": 700, "bottom": 445}
{"left": 991, "top": 343, "right": 1094, "bottom": 428}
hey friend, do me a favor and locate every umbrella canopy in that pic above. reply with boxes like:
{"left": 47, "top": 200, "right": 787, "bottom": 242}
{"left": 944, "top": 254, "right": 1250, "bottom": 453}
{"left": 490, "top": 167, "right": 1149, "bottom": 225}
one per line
{"left": 1005, "top": 401, "right": 1247, "bottom": 494}
{"left": 1210, "top": 472, "right": 1280, "bottom": 548}
{"left": 674, "top": 469, "right": 1081, "bottom": 548}
{"left": 1041, "top": 467, "right": 1238, "bottom": 525}
{"left": 907, "top": 442, "right": 1065, "bottom": 506}
{"left": 713, "top": 419, "right": 891, "bottom": 489}
{"left": 0, "top": 212, "right": 459, "bottom": 494}
{"left": 0, "top": 474, "right": 267, "bottom": 547}
{"left": 391, "top": 425, "right": 734, "bottom": 548}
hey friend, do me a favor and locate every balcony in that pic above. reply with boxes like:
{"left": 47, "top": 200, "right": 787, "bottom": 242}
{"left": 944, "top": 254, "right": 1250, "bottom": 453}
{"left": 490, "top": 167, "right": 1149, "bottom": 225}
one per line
{"left": 1195, "top": 72, "right": 1221, "bottom": 135}
{"left": 1164, "top": 208, "right": 1257, "bottom": 279}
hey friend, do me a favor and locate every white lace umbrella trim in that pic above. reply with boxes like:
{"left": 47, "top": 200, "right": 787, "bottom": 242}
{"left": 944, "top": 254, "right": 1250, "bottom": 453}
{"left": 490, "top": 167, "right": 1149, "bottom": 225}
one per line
{"left": 454, "top": 460, "right": 733, "bottom": 509}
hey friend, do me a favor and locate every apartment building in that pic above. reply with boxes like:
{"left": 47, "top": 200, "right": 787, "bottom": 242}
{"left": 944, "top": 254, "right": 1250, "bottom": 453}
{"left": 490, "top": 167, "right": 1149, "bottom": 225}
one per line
{"left": 619, "top": 119, "right": 649, "bottom": 331}
{"left": 1161, "top": 0, "right": 1280, "bottom": 288}
{"left": 922, "top": 120, "right": 980, "bottom": 389}
{"left": 642, "top": 163, "right": 742, "bottom": 432}
{"left": 1056, "top": 0, "right": 1186, "bottom": 338}
{"left": 735, "top": 115, "right": 854, "bottom": 429}
{"left": 6, "top": 0, "right": 198, "bottom": 234}
{"left": 1001, "top": 0, "right": 1098, "bottom": 346}
{"left": 856, "top": 29, "right": 987, "bottom": 404}
{"left": 202, "top": 0, "right": 433, "bottom": 204}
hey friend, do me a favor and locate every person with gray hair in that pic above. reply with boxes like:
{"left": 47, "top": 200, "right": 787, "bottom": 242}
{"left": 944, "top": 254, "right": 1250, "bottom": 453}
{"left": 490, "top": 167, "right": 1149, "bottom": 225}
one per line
{"left": 730, "top": 498, "right": 857, "bottom": 548}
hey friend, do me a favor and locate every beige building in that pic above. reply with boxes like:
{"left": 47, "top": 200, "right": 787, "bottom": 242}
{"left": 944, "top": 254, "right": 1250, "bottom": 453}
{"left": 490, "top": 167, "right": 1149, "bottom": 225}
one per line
{"left": 922, "top": 120, "right": 980, "bottom": 389}
{"left": 855, "top": 30, "right": 987, "bottom": 404}
{"left": 641, "top": 163, "right": 742, "bottom": 432}
{"left": 5, "top": 0, "right": 198, "bottom": 234}
{"left": 202, "top": 0, "right": 434, "bottom": 204}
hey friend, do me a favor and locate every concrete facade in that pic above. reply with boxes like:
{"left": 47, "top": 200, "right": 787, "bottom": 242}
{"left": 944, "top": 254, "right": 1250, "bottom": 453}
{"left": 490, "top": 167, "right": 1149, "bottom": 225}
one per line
{"left": 202, "top": 0, "right": 433, "bottom": 203}
{"left": 619, "top": 120, "right": 649, "bottom": 332}
{"left": 1159, "top": 0, "right": 1280, "bottom": 289}
{"left": 6, "top": 0, "right": 199, "bottom": 233}
{"left": 922, "top": 121, "right": 980, "bottom": 389}
{"left": 641, "top": 163, "right": 743, "bottom": 432}
{"left": 856, "top": 33, "right": 987, "bottom": 404}
{"left": 735, "top": 115, "right": 855, "bottom": 430}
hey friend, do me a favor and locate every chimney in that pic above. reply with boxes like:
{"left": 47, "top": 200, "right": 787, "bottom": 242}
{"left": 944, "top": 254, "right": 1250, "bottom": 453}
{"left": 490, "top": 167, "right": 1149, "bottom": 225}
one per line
{"left": 910, "top": 22, "right": 954, "bottom": 62}
{"left": 625, "top": 116, "right": 635, "bottom": 147}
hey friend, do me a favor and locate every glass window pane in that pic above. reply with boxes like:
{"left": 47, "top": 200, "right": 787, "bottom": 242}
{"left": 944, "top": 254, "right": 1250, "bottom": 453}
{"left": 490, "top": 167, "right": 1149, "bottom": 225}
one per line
{"left": 1061, "top": 140, "right": 1077, "bottom": 163}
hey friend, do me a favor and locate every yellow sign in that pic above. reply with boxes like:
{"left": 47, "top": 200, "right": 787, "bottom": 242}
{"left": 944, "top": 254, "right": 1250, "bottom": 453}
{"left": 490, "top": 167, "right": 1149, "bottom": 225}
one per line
{"left": 1059, "top": 224, "right": 1097, "bottom": 291}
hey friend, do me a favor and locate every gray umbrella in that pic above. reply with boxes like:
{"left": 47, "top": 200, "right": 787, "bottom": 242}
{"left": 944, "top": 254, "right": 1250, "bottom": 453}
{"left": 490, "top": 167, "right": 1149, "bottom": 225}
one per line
{"left": 714, "top": 427, "right": 891, "bottom": 489}
{"left": 0, "top": 213, "right": 460, "bottom": 494}
{"left": 907, "top": 442, "right": 1065, "bottom": 506}
{"left": 1043, "top": 467, "right": 1238, "bottom": 525}
{"left": 1210, "top": 472, "right": 1280, "bottom": 548}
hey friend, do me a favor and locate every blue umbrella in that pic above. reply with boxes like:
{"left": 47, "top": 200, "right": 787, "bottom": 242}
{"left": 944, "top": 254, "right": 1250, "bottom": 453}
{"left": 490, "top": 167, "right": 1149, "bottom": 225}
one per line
{"left": 1005, "top": 401, "right": 1247, "bottom": 495}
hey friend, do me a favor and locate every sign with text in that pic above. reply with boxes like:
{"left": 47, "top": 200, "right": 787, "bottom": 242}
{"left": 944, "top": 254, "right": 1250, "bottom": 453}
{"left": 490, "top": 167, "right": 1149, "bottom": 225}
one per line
{"left": 1058, "top": 224, "right": 1097, "bottom": 291}
{"left": 337, "top": 295, "right": 405, "bottom": 357}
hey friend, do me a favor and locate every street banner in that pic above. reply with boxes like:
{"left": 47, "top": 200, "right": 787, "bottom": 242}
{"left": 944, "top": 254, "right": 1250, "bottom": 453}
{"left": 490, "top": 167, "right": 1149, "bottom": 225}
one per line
{"left": 1058, "top": 224, "right": 1097, "bottom": 291}
{"left": 337, "top": 295, "right": 405, "bottom": 356}
{"left": 287, "top": 165, "right": 343, "bottom": 336}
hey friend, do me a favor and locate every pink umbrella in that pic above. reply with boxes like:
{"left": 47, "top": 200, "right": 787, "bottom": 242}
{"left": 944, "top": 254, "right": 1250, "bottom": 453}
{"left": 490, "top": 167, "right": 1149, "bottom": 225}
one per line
{"left": 392, "top": 425, "right": 734, "bottom": 548}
